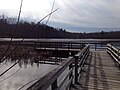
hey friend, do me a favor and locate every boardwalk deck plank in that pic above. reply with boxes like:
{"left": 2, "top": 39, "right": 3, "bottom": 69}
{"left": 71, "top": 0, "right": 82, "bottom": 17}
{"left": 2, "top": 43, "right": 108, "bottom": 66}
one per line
{"left": 71, "top": 50, "right": 120, "bottom": 90}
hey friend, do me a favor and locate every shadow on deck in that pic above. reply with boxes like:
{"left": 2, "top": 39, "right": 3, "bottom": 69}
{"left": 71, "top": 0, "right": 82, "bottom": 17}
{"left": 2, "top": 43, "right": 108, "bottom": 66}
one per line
{"left": 71, "top": 50, "right": 120, "bottom": 90}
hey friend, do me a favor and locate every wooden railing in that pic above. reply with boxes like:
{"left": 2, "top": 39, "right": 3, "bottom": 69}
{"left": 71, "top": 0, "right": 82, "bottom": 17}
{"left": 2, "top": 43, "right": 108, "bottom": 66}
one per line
{"left": 27, "top": 44, "right": 90, "bottom": 90}
{"left": 34, "top": 42, "right": 85, "bottom": 50}
{"left": 74, "top": 44, "right": 90, "bottom": 84}
{"left": 107, "top": 44, "right": 120, "bottom": 67}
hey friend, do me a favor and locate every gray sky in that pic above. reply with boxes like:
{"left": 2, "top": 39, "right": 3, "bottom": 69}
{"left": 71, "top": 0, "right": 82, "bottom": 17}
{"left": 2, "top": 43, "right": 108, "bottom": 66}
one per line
{"left": 0, "top": 0, "right": 120, "bottom": 32}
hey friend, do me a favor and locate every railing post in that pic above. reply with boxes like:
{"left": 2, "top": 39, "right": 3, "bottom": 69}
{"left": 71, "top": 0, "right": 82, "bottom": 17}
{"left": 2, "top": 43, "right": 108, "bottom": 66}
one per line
{"left": 101, "top": 42, "right": 102, "bottom": 47}
{"left": 118, "top": 49, "right": 119, "bottom": 55}
{"left": 68, "top": 62, "right": 73, "bottom": 90}
{"left": 33, "top": 42, "right": 35, "bottom": 50}
{"left": 118, "top": 49, "right": 120, "bottom": 60}
{"left": 69, "top": 63, "right": 73, "bottom": 79}
{"left": 74, "top": 56, "right": 78, "bottom": 84}
{"left": 51, "top": 79, "right": 58, "bottom": 90}
{"left": 79, "top": 43, "right": 81, "bottom": 49}
{"left": 95, "top": 43, "right": 97, "bottom": 50}
{"left": 111, "top": 44, "right": 112, "bottom": 50}
{"left": 55, "top": 42, "right": 58, "bottom": 50}
{"left": 71, "top": 43, "right": 72, "bottom": 49}
{"left": 82, "top": 43, "right": 84, "bottom": 48}
{"left": 39, "top": 42, "right": 41, "bottom": 49}
{"left": 68, "top": 43, "right": 70, "bottom": 51}
{"left": 118, "top": 49, "right": 120, "bottom": 68}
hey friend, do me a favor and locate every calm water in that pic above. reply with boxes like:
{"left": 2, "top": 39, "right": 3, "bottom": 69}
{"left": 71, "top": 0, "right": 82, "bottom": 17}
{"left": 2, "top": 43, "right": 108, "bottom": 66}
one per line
{"left": 0, "top": 59, "right": 57, "bottom": 90}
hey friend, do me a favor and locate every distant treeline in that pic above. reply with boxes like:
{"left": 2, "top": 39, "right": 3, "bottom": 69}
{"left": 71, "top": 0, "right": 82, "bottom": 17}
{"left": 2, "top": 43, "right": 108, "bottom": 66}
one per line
{"left": 0, "top": 16, "right": 120, "bottom": 39}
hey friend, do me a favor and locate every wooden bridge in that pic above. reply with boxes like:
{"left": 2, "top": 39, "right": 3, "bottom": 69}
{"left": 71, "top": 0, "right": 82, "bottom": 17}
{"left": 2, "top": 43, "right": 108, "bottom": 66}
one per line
{"left": 24, "top": 40, "right": 120, "bottom": 90}
{"left": 71, "top": 49, "right": 120, "bottom": 90}
{"left": 2, "top": 39, "right": 119, "bottom": 90}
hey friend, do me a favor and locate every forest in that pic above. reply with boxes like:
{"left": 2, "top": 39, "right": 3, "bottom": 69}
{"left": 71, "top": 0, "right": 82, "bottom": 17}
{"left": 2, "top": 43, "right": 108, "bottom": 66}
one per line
{"left": 0, "top": 16, "right": 120, "bottom": 39}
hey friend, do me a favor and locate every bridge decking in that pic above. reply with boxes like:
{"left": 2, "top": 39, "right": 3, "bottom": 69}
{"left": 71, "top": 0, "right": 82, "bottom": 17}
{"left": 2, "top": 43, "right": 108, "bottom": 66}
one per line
{"left": 71, "top": 50, "right": 120, "bottom": 90}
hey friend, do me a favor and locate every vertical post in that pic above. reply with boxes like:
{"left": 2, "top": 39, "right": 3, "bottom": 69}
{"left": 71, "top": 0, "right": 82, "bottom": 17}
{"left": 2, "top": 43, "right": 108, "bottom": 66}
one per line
{"left": 51, "top": 79, "right": 58, "bottom": 90}
{"left": 74, "top": 56, "right": 78, "bottom": 84}
{"left": 118, "top": 49, "right": 120, "bottom": 68}
{"left": 55, "top": 42, "right": 58, "bottom": 50}
{"left": 45, "top": 42, "right": 47, "bottom": 50}
{"left": 80, "top": 43, "right": 81, "bottom": 49}
{"left": 39, "top": 42, "right": 41, "bottom": 49}
{"left": 55, "top": 42, "right": 58, "bottom": 63}
{"left": 118, "top": 49, "right": 120, "bottom": 60}
{"left": 60, "top": 42, "right": 62, "bottom": 48}
{"left": 111, "top": 44, "right": 112, "bottom": 50}
{"left": 69, "top": 63, "right": 73, "bottom": 79}
{"left": 101, "top": 42, "right": 103, "bottom": 47}
{"left": 68, "top": 43, "right": 70, "bottom": 51}
{"left": 33, "top": 42, "right": 35, "bottom": 50}
{"left": 69, "top": 63, "right": 73, "bottom": 89}
{"left": 81, "top": 43, "right": 83, "bottom": 48}
{"left": 95, "top": 43, "right": 97, "bottom": 50}
{"left": 71, "top": 43, "right": 72, "bottom": 49}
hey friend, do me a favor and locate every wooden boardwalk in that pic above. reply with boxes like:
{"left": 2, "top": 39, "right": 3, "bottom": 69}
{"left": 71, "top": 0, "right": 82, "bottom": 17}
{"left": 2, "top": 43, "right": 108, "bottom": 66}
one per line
{"left": 35, "top": 48, "right": 81, "bottom": 52}
{"left": 71, "top": 50, "right": 120, "bottom": 90}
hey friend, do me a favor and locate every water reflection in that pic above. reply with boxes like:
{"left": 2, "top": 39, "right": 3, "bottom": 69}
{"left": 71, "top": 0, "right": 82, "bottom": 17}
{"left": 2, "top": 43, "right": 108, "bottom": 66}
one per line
{"left": 0, "top": 58, "right": 58, "bottom": 90}
{"left": 0, "top": 45, "right": 58, "bottom": 90}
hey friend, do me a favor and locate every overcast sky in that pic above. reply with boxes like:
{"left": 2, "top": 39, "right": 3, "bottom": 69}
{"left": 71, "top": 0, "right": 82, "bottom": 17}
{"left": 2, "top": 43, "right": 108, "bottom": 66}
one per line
{"left": 0, "top": 0, "right": 120, "bottom": 32}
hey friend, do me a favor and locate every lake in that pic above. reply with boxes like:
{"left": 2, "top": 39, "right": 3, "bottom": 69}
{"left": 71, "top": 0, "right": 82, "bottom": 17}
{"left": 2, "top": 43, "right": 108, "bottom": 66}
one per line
{"left": 0, "top": 58, "right": 58, "bottom": 90}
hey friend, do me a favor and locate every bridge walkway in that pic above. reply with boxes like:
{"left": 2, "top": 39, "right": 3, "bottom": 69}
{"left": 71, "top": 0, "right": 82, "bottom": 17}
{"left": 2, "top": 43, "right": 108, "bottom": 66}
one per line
{"left": 71, "top": 50, "right": 120, "bottom": 90}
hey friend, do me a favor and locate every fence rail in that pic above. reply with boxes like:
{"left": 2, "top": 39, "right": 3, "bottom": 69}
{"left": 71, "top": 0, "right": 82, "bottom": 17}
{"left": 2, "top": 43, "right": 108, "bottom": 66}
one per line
{"left": 34, "top": 42, "right": 85, "bottom": 50}
{"left": 27, "top": 44, "right": 90, "bottom": 90}
{"left": 107, "top": 44, "right": 120, "bottom": 67}
{"left": 74, "top": 44, "right": 90, "bottom": 84}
